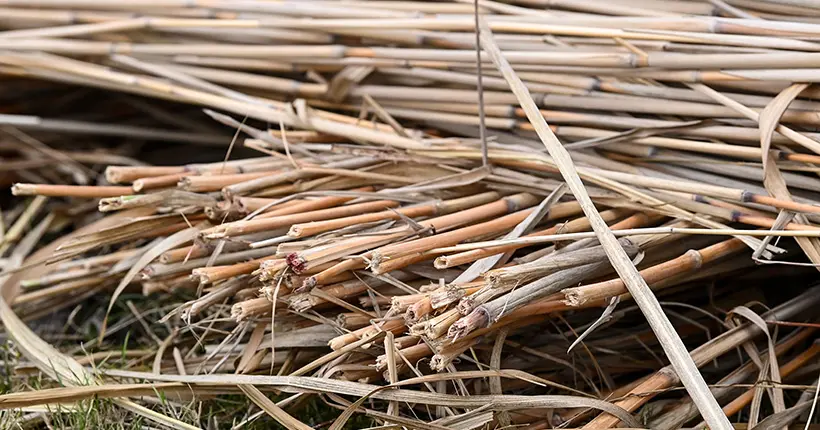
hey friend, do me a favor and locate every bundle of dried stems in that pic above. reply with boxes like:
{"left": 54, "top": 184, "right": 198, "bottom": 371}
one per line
{"left": 0, "top": 0, "right": 819, "bottom": 428}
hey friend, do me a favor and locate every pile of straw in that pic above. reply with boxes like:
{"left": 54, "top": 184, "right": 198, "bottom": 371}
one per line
{"left": 1, "top": 1, "right": 819, "bottom": 428}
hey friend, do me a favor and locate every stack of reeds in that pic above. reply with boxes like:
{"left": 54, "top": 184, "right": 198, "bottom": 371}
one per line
{"left": 0, "top": 1, "right": 819, "bottom": 429}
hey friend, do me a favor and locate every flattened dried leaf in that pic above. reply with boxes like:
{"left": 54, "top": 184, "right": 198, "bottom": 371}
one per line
{"left": 758, "top": 83, "right": 820, "bottom": 268}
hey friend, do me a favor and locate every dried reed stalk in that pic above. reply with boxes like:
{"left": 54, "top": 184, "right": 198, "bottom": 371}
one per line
{"left": 2, "top": 2, "right": 820, "bottom": 428}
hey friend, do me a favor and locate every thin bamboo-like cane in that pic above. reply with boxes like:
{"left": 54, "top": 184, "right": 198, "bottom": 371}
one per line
{"left": 563, "top": 238, "right": 747, "bottom": 307}
{"left": 435, "top": 208, "right": 632, "bottom": 268}
{"left": 12, "top": 183, "right": 133, "bottom": 198}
